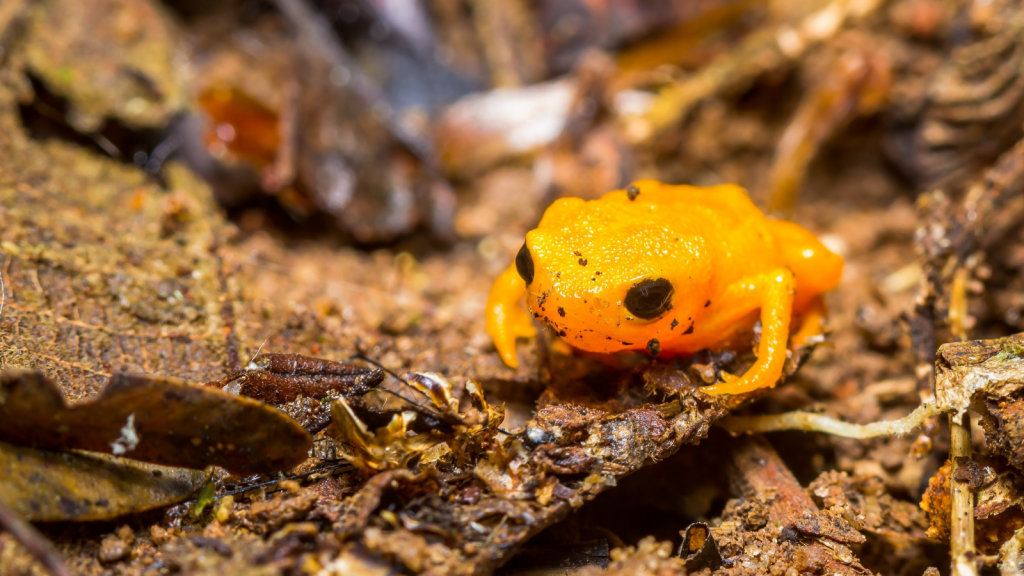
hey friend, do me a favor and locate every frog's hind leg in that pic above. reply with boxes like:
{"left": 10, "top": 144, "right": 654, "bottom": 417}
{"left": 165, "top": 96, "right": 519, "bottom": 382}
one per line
{"left": 791, "top": 295, "right": 828, "bottom": 348}
{"left": 486, "top": 264, "right": 537, "bottom": 369}
{"left": 701, "top": 269, "right": 795, "bottom": 396}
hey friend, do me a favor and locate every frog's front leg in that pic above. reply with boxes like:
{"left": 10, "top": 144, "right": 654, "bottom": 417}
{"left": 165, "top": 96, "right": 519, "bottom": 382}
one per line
{"left": 486, "top": 264, "right": 537, "bottom": 369}
{"left": 701, "top": 269, "right": 795, "bottom": 396}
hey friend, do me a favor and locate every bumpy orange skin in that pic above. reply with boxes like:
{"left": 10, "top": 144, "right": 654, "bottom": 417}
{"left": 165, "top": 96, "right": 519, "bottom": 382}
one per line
{"left": 485, "top": 180, "right": 844, "bottom": 395}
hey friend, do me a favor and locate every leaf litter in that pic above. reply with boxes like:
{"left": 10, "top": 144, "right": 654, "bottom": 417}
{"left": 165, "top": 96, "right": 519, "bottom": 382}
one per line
{"left": 7, "top": 0, "right": 1024, "bottom": 575}
{"left": 0, "top": 441, "right": 210, "bottom": 522}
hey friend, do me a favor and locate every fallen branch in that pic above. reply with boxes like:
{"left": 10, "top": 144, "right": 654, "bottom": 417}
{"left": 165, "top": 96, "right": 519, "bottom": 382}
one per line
{"left": 726, "top": 435, "right": 868, "bottom": 573}
{"left": 0, "top": 260, "right": 5, "bottom": 323}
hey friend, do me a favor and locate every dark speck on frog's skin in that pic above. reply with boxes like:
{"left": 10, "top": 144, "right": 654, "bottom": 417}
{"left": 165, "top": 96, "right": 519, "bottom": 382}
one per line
{"left": 579, "top": 258, "right": 587, "bottom": 266}
{"left": 684, "top": 323, "right": 694, "bottom": 335}
{"left": 671, "top": 319, "right": 679, "bottom": 330}
{"left": 646, "top": 338, "right": 661, "bottom": 356}
{"left": 626, "top": 185, "right": 640, "bottom": 201}
{"left": 704, "top": 300, "right": 711, "bottom": 307}
{"left": 558, "top": 307, "right": 566, "bottom": 317}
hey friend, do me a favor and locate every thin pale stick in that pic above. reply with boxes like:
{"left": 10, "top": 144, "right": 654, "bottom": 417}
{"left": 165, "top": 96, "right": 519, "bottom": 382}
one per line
{"left": 719, "top": 401, "right": 938, "bottom": 439}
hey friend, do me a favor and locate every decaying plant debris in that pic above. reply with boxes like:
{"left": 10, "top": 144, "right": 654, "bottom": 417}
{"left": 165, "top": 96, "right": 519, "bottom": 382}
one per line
{"left": 9, "top": 0, "right": 1024, "bottom": 575}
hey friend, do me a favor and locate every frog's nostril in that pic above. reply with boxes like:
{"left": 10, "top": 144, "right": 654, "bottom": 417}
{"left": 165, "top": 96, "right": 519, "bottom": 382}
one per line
{"left": 515, "top": 242, "right": 535, "bottom": 285}
{"left": 625, "top": 278, "right": 674, "bottom": 319}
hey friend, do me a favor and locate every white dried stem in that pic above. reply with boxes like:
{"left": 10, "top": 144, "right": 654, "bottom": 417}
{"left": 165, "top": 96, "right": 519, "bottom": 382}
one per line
{"left": 718, "top": 401, "right": 938, "bottom": 439}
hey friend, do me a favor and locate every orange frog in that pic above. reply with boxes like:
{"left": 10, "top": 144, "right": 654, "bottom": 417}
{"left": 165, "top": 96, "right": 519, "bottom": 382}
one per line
{"left": 486, "top": 180, "right": 843, "bottom": 395}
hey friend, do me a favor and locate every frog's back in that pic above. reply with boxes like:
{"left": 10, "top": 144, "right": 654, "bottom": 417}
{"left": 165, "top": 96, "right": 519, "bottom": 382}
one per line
{"left": 536, "top": 181, "right": 782, "bottom": 285}
{"left": 601, "top": 181, "right": 782, "bottom": 280}
{"left": 592, "top": 180, "right": 764, "bottom": 228}
{"left": 540, "top": 181, "right": 764, "bottom": 236}
{"left": 626, "top": 180, "right": 762, "bottom": 217}
{"left": 620, "top": 181, "right": 840, "bottom": 307}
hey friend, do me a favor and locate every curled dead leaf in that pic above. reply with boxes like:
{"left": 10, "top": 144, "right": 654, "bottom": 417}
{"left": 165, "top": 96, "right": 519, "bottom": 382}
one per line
{"left": 678, "top": 522, "right": 723, "bottom": 571}
{"left": 331, "top": 399, "right": 443, "bottom": 471}
{"left": 0, "top": 441, "right": 209, "bottom": 521}
{"left": 330, "top": 374, "right": 504, "bottom": 472}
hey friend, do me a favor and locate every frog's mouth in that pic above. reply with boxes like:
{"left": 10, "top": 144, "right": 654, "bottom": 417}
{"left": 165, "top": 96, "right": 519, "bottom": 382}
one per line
{"left": 527, "top": 289, "right": 560, "bottom": 330}
{"left": 524, "top": 288, "right": 634, "bottom": 354}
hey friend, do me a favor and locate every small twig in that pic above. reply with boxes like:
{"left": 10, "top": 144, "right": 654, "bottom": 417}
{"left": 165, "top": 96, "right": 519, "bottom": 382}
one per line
{"left": 347, "top": 354, "right": 414, "bottom": 389}
{"left": 143, "top": 132, "right": 183, "bottom": 175}
{"left": 0, "top": 498, "right": 72, "bottom": 576}
{"left": 368, "top": 383, "right": 435, "bottom": 414}
{"left": 950, "top": 412, "right": 978, "bottom": 576}
{"left": 482, "top": 514, "right": 509, "bottom": 549}
{"left": 89, "top": 133, "right": 121, "bottom": 159}
{"left": 246, "top": 338, "right": 269, "bottom": 370}
{"left": 948, "top": 268, "right": 971, "bottom": 343}
{"left": 345, "top": 354, "right": 450, "bottom": 419}
{"left": 0, "top": 263, "right": 5, "bottom": 323}
{"left": 214, "top": 461, "right": 354, "bottom": 500}
{"left": 718, "top": 401, "right": 938, "bottom": 439}
{"left": 215, "top": 252, "right": 241, "bottom": 374}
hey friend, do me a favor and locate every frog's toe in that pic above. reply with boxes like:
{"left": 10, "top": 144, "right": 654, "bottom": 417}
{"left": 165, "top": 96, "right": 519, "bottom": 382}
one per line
{"left": 496, "top": 340, "right": 520, "bottom": 369}
{"left": 699, "top": 370, "right": 769, "bottom": 396}
{"left": 493, "top": 323, "right": 536, "bottom": 369}
{"left": 491, "top": 312, "right": 537, "bottom": 369}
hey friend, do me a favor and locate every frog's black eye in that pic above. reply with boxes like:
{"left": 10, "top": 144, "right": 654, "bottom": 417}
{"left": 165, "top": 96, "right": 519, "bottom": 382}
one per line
{"left": 515, "top": 242, "right": 535, "bottom": 285}
{"left": 625, "top": 278, "right": 674, "bottom": 319}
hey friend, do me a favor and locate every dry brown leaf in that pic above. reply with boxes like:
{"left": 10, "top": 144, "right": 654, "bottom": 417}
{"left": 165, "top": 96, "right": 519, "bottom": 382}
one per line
{"left": 0, "top": 440, "right": 209, "bottom": 521}
{"left": 0, "top": 369, "right": 311, "bottom": 474}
